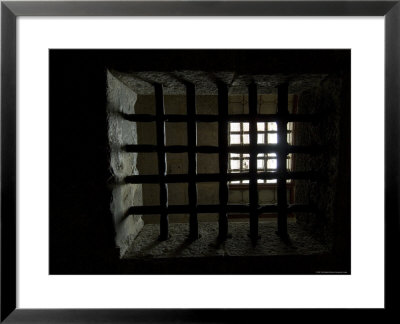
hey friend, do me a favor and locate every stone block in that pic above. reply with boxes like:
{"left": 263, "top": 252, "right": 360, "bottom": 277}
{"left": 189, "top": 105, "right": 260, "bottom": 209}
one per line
{"left": 142, "top": 184, "right": 160, "bottom": 205}
{"left": 259, "top": 189, "right": 276, "bottom": 203}
{"left": 197, "top": 183, "right": 219, "bottom": 205}
{"left": 228, "top": 102, "right": 243, "bottom": 115}
{"left": 166, "top": 122, "right": 187, "bottom": 145}
{"left": 196, "top": 95, "right": 218, "bottom": 115}
{"left": 168, "top": 183, "right": 188, "bottom": 205}
{"left": 197, "top": 153, "right": 219, "bottom": 173}
{"left": 228, "top": 190, "right": 242, "bottom": 203}
{"left": 197, "top": 122, "right": 218, "bottom": 146}
{"left": 137, "top": 152, "right": 158, "bottom": 175}
{"left": 134, "top": 95, "right": 155, "bottom": 114}
{"left": 164, "top": 95, "right": 186, "bottom": 114}
{"left": 167, "top": 153, "right": 188, "bottom": 174}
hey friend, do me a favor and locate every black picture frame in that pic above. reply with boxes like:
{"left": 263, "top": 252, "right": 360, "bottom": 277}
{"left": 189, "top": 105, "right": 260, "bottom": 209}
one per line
{"left": 1, "top": 1, "right": 399, "bottom": 322}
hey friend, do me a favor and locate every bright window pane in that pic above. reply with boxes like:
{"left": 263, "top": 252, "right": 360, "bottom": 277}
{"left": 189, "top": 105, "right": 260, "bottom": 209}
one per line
{"left": 287, "top": 133, "right": 292, "bottom": 144}
{"left": 242, "top": 159, "right": 249, "bottom": 170}
{"left": 230, "top": 123, "right": 240, "bottom": 131}
{"left": 257, "top": 159, "right": 264, "bottom": 169}
{"left": 230, "top": 134, "right": 240, "bottom": 144}
{"left": 268, "top": 122, "right": 277, "bottom": 131}
{"left": 286, "top": 157, "right": 292, "bottom": 170}
{"left": 230, "top": 160, "right": 240, "bottom": 170}
{"left": 267, "top": 159, "right": 277, "bottom": 169}
{"left": 228, "top": 119, "right": 293, "bottom": 185}
{"left": 268, "top": 133, "right": 277, "bottom": 144}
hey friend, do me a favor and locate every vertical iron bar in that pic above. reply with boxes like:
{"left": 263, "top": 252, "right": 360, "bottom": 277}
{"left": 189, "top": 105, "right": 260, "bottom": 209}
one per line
{"left": 186, "top": 83, "right": 199, "bottom": 239}
{"left": 155, "top": 83, "right": 169, "bottom": 240}
{"left": 264, "top": 123, "right": 268, "bottom": 183}
{"left": 249, "top": 83, "right": 259, "bottom": 241}
{"left": 218, "top": 82, "right": 229, "bottom": 240}
{"left": 239, "top": 122, "right": 243, "bottom": 182}
{"left": 277, "top": 83, "right": 289, "bottom": 239}
{"left": 241, "top": 95, "right": 247, "bottom": 184}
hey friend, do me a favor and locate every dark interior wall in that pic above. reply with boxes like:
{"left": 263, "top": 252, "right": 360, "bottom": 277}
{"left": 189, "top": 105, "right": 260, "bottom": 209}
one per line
{"left": 294, "top": 73, "right": 350, "bottom": 261}
{"left": 106, "top": 49, "right": 349, "bottom": 75}
{"left": 50, "top": 51, "right": 118, "bottom": 273}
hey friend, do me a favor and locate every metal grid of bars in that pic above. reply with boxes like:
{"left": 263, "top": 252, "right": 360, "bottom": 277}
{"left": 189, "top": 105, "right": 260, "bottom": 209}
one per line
{"left": 227, "top": 96, "right": 293, "bottom": 185}
{"left": 228, "top": 122, "right": 293, "bottom": 184}
{"left": 123, "top": 80, "right": 321, "bottom": 241}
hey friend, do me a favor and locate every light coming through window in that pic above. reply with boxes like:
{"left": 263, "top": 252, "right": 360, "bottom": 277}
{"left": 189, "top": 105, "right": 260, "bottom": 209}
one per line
{"left": 228, "top": 122, "right": 293, "bottom": 184}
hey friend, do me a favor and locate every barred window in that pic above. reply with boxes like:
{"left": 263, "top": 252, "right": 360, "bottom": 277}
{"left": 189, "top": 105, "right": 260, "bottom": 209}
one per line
{"left": 228, "top": 121, "right": 293, "bottom": 184}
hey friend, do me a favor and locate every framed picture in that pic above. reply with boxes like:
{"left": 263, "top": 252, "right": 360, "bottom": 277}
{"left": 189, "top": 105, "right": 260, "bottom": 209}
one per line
{"left": 1, "top": 0, "right": 398, "bottom": 322}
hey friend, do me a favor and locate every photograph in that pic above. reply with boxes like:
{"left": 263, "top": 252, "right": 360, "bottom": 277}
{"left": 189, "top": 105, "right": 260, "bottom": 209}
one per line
{"left": 2, "top": 0, "right": 398, "bottom": 321}
{"left": 50, "top": 49, "right": 350, "bottom": 274}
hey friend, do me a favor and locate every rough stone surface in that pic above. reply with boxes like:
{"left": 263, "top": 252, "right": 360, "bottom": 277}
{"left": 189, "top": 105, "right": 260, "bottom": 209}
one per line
{"left": 123, "top": 220, "right": 329, "bottom": 259}
{"left": 107, "top": 70, "right": 144, "bottom": 256}
{"left": 294, "top": 76, "right": 346, "bottom": 248}
{"left": 111, "top": 70, "right": 326, "bottom": 95}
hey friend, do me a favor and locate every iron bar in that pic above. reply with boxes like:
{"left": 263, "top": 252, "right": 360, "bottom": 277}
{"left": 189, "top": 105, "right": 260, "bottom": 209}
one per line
{"left": 228, "top": 114, "right": 321, "bottom": 123}
{"left": 186, "top": 83, "right": 199, "bottom": 239}
{"left": 276, "top": 83, "right": 289, "bottom": 239}
{"left": 127, "top": 204, "right": 316, "bottom": 216}
{"left": 218, "top": 82, "right": 229, "bottom": 240}
{"left": 124, "top": 171, "right": 321, "bottom": 184}
{"left": 154, "top": 83, "right": 169, "bottom": 241}
{"left": 121, "top": 113, "right": 320, "bottom": 123}
{"left": 124, "top": 144, "right": 324, "bottom": 154}
{"left": 248, "top": 82, "right": 259, "bottom": 241}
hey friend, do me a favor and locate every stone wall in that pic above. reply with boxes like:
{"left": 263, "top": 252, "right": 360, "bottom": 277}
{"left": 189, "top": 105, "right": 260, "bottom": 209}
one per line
{"left": 107, "top": 71, "right": 144, "bottom": 256}
{"left": 294, "top": 75, "right": 350, "bottom": 251}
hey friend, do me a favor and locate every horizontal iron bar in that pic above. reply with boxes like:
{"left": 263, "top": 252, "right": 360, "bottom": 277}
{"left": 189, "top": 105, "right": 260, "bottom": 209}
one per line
{"left": 124, "top": 144, "right": 325, "bottom": 154}
{"left": 227, "top": 114, "right": 320, "bottom": 123}
{"left": 287, "top": 204, "right": 318, "bottom": 213}
{"left": 121, "top": 113, "right": 321, "bottom": 123}
{"left": 121, "top": 113, "right": 218, "bottom": 123}
{"left": 121, "top": 113, "right": 156, "bottom": 122}
{"left": 124, "top": 171, "right": 320, "bottom": 184}
{"left": 124, "top": 174, "right": 218, "bottom": 183}
{"left": 230, "top": 130, "right": 289, "bottom": 134}
{"left": 228, "top": 145, "right": 324, "bottom": 154}
{"left": 259, "top": 204, "right": 317, "bottom": 213}
{"left": 196, "top": 114, "right": 219, "bottom": 122}
{"left": 123, "top": 145, "right": 219, "bottom": 153}
{"left": 127, "top": 204, "right": 316, "bottom": 215}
